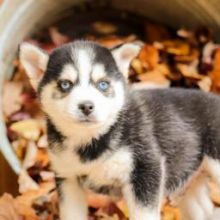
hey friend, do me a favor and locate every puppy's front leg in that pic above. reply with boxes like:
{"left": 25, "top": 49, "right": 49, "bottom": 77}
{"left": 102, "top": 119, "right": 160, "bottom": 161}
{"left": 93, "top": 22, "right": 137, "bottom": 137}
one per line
{"left": 57, "top": 177, "right": 88, "bottom": 220}
{"left": 123, "top": 158, "right": 165, "bottom": 220}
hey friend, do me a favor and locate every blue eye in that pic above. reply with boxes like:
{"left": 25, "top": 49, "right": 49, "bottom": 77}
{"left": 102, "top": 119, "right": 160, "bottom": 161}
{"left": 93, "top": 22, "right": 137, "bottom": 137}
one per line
{"left": 58, "top": 80, "right": 73, "bottom": 92}
{"left": 97, "top": 81, "right": 110, "bottom": 91}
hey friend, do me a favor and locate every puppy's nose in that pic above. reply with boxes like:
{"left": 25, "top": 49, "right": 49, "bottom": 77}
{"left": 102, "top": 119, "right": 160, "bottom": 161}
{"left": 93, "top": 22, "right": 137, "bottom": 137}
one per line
{"left": 78, "top": 101, "right": 94, "bottom": 116}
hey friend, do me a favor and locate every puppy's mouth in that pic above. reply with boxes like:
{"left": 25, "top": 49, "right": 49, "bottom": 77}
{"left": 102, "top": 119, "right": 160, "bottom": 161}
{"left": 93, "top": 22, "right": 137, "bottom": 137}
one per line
{"left": 78, "top": 115, "right": 98, "bottom": 123}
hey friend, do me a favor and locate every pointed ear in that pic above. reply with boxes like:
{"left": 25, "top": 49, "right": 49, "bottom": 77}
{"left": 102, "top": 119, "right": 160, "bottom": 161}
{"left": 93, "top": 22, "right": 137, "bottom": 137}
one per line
{"left": 111, "top": 42, "right": 142, "bottom": 78}
{"left": 19, "top": 43, "right": 49, "bottom": 90}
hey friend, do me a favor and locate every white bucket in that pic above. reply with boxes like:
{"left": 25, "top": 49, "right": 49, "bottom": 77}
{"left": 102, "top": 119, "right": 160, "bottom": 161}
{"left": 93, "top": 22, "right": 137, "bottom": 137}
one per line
{"left": 0, "top": 0, "right": 220, "bottom": 174}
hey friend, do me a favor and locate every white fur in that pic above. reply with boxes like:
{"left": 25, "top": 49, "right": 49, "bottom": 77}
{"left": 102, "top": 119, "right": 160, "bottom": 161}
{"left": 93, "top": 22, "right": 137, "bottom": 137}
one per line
{"left": 60, "top": 64, "right": 78, "bottom": 83}
{"left": 40, "top": 77, "right": 125, "bottom": 143}
{"left": 77, "top": 50, "right": 91, "bottom": 87}
{"left": 50, "top": 142, "right": 133, "bottom": 184}
{"left": 91, "top": 64, "right": 106, "bottom": 81}
{"left": 176, "top": 173, "right": 214, "bottom": 220}
{"left": 123, "top": 184, "right": 161, "bottom": 220}
{"left": 59, "top": 178, "right": 87, "bottom": 220}
{"left": 203, "top": 156, "right": 220, "bottom": 185}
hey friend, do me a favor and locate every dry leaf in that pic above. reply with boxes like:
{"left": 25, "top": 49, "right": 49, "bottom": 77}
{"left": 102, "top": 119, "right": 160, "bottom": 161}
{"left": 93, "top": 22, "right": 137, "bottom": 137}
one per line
{"left": 177, "top": 63, "right": 203, "bottom": 80}
{"left": 97, "top": 35, "right": 137, "bottom": 48}
{"left": 40, "top": 171, "right": 55, "bottom": 181}
{"left": 163, "top": 40, "right": 190, "bottom": 56}
{"left": 131, "top": 58, "right": 143, "bottom": 75}
{"left": 92, "top": 22, "right": 118, "bottom": 34}
{"left": 209, "top": 181, "right": 220, "bottom": 205}
{"left": 10, "top": 119, "right": 41, "bottom": 141}
{"left": 3, "top": 82, "right": 23, "bottom": 117}
{"left": 138, "top": 71, "right": 170, "bottom": 87}
{"left": 144, "top": 22, "right": 170, "bottom": 43}
{"left": 162, "top": 205, "right": 181, "bottom": 220}
{"left": 209, "top": 49, "right": 220, "bottom": 93}
{"left": 88, "top": 192, "right": 112, "bottom": 208}
{"left": 0, "top": 194, "right": 21, "bottom": 220}
{"left": 49, "top": 27, "right": 70, "bottom": 46}
{"left": 18, "top": 169, "right": 39, "bottom": 193}
{"left": 197, "top": 76, "right": 212, "bottom": 92}
{"left": 37, "top": 135, "right": 48, "bottom": 148}
{"left": 138, "top": 44, "right": 159, "bottom": 70}
{"left": 22, "top": 141, "right": 38, "bottom": 169}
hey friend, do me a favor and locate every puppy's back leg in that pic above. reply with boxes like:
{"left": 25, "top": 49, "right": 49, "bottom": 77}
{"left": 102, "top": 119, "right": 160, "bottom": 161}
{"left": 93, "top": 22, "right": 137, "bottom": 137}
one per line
{"left": 203, "top": 156, "right": 220, "bottom": 186}
{"left": 176, "top": 173, "right": 214, "bottom": 220}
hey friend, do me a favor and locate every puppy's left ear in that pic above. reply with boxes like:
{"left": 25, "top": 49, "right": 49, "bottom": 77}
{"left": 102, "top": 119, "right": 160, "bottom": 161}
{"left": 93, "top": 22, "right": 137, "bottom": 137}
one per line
{"left": 111, "top": 42, "right": 142, "bottom": 78}
{"left": 19, "top": 43, "right": 49, "bottom": 90}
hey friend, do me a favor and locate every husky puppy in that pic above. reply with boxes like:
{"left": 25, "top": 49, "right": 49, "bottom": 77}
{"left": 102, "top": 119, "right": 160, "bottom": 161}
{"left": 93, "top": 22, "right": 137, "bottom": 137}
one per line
{"left": 20, "top": 40, "right": 220, "bottom": 220}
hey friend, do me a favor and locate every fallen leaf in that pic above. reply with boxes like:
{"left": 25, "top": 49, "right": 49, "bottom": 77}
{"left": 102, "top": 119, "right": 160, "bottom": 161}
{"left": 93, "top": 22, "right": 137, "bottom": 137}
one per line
{"left": 209, "top": 181, "right": 220, "bottom": 205}
{"left": 131, "top": 58, "right": 143, "bottom": 75}
{"left": 162, "top": 205, "right": 181, "bottom": 220}
{"left": 92, "top": 22, "right": 118, "bottom": 34}
{"left": 3, "top": 82, "right": 23, "bottom": 117}
{"left": 22, "top": 141, "right": 38, "bottom": 169}
{"left": 177, "top": 63, "right": 203, "bottom": 80}
{"left": 88, "top": 191, "right": 112, "bottom": 208}
{"left": 163, "top": 40, "right": 190, "bottom": 56}
{"left": 138, "top": 44, "right": 159, "bottom": 70}
{"left": 10, "top": 119, "right": 41, "bottom": 141}
{"left": 197, "top": 76, "right": 212, "bottom": 92}
{"left": 0, "top": 194, "right": 21, "bottom": 220}
{"left": 97, "top": 35, "right": 137, "bottom": 48}
{"left": 37, "top": 135, "right": 48, "bottom": 148}
{"left": 49, "top": 27, "right": 70, "bottom": 46}
{"left": 138, "top": 71, "right": 170, "bottom": 87}
{"left": 144, "top": 22, "right": 170, "bottom": 43}
{"left": 18, "top": 169, "right": 39, "bottom": 193}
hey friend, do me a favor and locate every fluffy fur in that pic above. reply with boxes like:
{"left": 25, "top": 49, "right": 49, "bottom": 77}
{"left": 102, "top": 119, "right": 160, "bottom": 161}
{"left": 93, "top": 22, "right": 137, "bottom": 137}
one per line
{"left": 20, "top": 40, "right": 220, "bottom": 220}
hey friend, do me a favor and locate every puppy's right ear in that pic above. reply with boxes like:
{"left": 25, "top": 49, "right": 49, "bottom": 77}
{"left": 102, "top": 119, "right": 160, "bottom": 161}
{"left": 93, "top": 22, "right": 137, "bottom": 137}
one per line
{"left": 19, "top": 43, "right": 49, "bottom": 90}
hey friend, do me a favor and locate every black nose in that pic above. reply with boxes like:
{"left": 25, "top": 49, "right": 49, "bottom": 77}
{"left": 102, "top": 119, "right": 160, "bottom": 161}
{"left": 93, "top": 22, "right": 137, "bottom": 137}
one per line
{"left": 78, "top": 101, "right": 94, "bottom": 116}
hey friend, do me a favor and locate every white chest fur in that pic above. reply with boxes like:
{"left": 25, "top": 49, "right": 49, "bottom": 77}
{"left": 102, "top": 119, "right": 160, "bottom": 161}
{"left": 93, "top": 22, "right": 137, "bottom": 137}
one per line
{"left": 49, "top": 140, "right": 133, "bottom": 188}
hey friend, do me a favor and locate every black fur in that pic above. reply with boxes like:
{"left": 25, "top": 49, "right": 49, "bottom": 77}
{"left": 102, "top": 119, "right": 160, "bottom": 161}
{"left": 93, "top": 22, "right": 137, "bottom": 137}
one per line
{"left": 46, "top": 118, "right": 65, "bottom": 148}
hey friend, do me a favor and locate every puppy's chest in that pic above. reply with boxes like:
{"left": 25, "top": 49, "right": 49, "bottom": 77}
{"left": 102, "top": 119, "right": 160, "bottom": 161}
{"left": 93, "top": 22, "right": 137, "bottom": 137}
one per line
{"left": 49, "top": 140, "right": 133, "bottom": 191}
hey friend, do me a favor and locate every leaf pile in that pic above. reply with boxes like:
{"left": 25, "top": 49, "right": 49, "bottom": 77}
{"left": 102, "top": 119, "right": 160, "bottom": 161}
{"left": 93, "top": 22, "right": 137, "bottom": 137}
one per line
{"left": 2, "top": 8, "right": 220, "bottom": 220}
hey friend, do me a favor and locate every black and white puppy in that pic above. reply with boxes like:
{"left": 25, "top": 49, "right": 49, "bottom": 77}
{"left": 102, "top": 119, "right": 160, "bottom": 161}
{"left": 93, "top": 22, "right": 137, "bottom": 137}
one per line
{"left": 20, "top": 40, "right": 220, "bottom": 220}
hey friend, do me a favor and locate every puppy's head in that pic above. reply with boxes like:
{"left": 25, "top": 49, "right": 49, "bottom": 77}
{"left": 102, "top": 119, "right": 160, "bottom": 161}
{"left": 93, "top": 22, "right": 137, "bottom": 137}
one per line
{"left": 20, "top": 41, "right": 140, "bottom": 134}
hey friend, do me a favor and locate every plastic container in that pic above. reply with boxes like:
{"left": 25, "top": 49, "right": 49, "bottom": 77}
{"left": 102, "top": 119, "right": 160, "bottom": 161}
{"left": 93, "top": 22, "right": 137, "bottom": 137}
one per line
{"left": 1, "top": 0, "right": 220, "bottom": 175}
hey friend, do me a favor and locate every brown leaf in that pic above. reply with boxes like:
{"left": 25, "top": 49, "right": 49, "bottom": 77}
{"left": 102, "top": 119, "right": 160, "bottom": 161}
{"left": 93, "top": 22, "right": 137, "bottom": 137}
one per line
{"left": 163, "top": 40, "right": 190, "bottom": 56}
{"left": 138, "top": 44, "right": 159, "bottom": 70}
{"left": 209, "top": 49, "right": 220, "bottom": 93}
{"left": 87, "top": 191, "right": 112, "bottom": 209}
{"left": 162, "top": 205, "right": 181, "bottom": 220}
{"left": 177, "top": 63, "right": 203, "bottom": 80}
{"left": 197, "top": 76, "right": 212, "bottom": 92}
{"left": 10, "top": 119, "right": 41, "bottom": 141}
{"left": 0, "top": 194, "right": 21, "bottom": 220}
{"left": 18, "top": 170, "right": 39, "bottom": 193}
{"left": 209, "top": 181, "right": 220, "bottom": 205}
{"left": 97, "top": 35, "right": 137, "bottom": 48}
{"left": 92, "top": 22, "right": 118, "bottom": 34}
{"left": 144, "top": 22, "right": 170, "bottom": 43}
{"left": 49, "top": 27, "right": 70, "bottom": 46}
{"left": 3, "top": 82, "right": 23, "bottom": 117}
{"left": 138, "top": 71, "right": 170, "bottom": 87}
{"left": 22, "top": 141, "right": 38, "bottom": 169}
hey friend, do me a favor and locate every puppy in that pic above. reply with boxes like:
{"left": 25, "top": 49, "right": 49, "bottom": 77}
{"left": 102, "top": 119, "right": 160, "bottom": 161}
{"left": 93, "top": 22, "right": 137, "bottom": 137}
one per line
{"left": 20, "top": 40, "right": 220, "bottom": 220}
